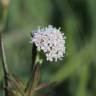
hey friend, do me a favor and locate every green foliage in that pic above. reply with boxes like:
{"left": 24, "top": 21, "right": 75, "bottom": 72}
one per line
{"left": 0, "top": 0, "right": 96, "bottom": 96}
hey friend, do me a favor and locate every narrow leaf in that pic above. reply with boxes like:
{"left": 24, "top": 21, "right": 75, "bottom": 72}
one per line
{"left": 7, "top": 74, "right": 25, "bottom": 96}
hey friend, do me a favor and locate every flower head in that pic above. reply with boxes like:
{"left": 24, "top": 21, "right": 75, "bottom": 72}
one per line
{"left": 31, "top": 25, "right": 66, "bottom": 61}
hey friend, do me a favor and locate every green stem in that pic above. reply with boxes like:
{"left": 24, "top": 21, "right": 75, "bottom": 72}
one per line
{"left": 0, "top": 34, "right": 9, "bottom": 96}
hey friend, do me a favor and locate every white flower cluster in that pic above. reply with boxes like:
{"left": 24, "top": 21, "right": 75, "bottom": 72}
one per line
{"left": 31, "top": 25, "right": 66, "bottom": 61}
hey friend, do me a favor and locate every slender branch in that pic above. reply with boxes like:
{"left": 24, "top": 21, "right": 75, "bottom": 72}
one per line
{"left": 25, "top": 42, "right": 37, "bottom": 92}
{"left": 0, "top": 34, "right": 9, "bottom": 96}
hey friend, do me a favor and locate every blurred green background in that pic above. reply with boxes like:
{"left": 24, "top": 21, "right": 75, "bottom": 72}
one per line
{"left": 0, "top": 0, "right": 96, "bottom": 96}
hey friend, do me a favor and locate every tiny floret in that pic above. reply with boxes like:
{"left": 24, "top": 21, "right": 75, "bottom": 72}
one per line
{"left": 31, "top": 25, "right": 66, "bottom": 61}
